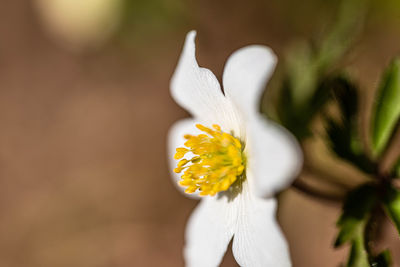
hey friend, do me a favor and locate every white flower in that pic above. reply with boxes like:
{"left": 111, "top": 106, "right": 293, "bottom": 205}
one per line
{"left": 168, "top": 31, "right": 303, "bottom": 267}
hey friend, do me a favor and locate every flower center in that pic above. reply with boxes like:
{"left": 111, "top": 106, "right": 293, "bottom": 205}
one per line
{"left": 174, "top": 124, "right": 245, "bottom": 196}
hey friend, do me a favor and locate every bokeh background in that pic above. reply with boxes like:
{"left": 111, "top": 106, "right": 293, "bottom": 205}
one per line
{"left": 0, "top": 0, "right": 399, "bottom": 266}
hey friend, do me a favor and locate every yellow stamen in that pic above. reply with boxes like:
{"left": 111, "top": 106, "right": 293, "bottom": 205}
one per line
{"left": 174, "top": 124, "right": 245, "bottom": 196}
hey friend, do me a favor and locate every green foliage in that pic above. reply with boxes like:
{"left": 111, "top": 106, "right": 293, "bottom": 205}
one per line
{"left": 273, "top": 0, "right": 366, "bottom": 141}
{"left": 325, "top": 77, "right": 374, "bottom": 173}
{"left": 371, "top": 58, "right": 400, "bottom": 157}
{"left": 284, "top": 0, "right": 366, "bottom": 108}
{"left": 335, "top": 184, "right": 377, "bottom": 247}
{"left": 370, "top": 250, "right": 392, "bottom": 267}
{"left": 316, "top": 0, "right": 366, "bottom": 71}
{"left": 268, "top": 0, "right": 400, "bottom": 263}
{"left": 383, "top": 186, "right": 400, "bottom": 236}
{"left": 284, "top": 41, "right": 319, "bottom": 112}
{"left": 277, "top": 74, "right": 331, "bottom": 139}
{"left": 347, "top": 232, "right": 369, "bottom": 267}
{"left": 335, "top": 184, "right": 378, "bottom": 267}
{"left": 347, "top": 233, "right": 370, "bottom": 267}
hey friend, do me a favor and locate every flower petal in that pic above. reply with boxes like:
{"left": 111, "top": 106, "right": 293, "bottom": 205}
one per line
{"left": 223, "top": 45, "right": 277, "bottom": 117}
{"left": 247, "top": 115, "right": 302, "bottom": 198}
{"left": 232, "top": 194, "right": 291, "bottom": 267}
{"left": 170, "top": 31, "right": 240, "bottom": 133}
{"left": 167, "top": 118, "right": 201, "bottom": 199}
{"left": 184, "top": 197, "right": 236, "bottom": 267}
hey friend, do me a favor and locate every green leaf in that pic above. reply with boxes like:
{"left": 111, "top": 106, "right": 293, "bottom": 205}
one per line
{"left": 276, "top": 77, "right": 311, "bottom": 139}
{"left": 272, "top": 0, "right": 366, "bottom": 141}
{"left": 325, "top": 77, "right": 374, "bottom": 173}
{"left": 371, "top": 58, "right": 400, "bottom": 157}
{"left": 335, "top": 184, "right": 377, "bottom": 246}
{"left": 335, "top": 184, "right": 378, "bottom": 267}
{"left": 347, "top": 231, "right": 369, "bottom": 267}
{"left": 326, "top": 117, "right": 373, "bottom": 173}
{"left": 285, "top": 41, "right": 318, "bottom": 109}
{"left": 316, "top": 0, "right": 367, "bottom": 71}
{"left": 275, "top": 74, "right": 331, "bottom": 140}
{"left": 331, "top": 76, "right": 359, "bottom": 120}
{"left": 383, "top": 186, "right": 400, "bottom": 236}
{"left": 370, "top": 250, "right": 392, "bottom": 267}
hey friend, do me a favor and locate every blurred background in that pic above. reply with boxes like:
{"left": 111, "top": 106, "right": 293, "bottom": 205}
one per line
{"left": 0, "top": 0, "right": 399, "bottom": 266}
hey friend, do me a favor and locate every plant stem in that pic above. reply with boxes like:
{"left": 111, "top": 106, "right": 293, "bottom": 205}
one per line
{"left": 292, "top": 179, "right": 344, "bottom": 202}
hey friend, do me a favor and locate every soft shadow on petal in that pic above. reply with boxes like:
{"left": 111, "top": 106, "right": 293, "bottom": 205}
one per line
{"left": 222, "top": 45, "right": 277, "bottom": 118}
{"left": 232, "top": 196, "right": 291, "bottom": 267}
{"left": 184, "top": 197, "right": 236, "bottom": 267}
{"left": 246, "top": 115, "right": 303, "bottom": 198}
{"left": 167, "top": 118, "right": 201, "bottom": 199}
{"left": 170, "top": 31, "right": 240, "bottom": 133}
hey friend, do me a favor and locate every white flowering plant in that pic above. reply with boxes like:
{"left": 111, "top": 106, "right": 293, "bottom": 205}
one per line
{"left": 168, "top": 0, "right": 400, "bottom": 266}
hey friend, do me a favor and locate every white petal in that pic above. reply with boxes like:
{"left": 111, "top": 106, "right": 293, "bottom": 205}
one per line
{"left": 184, "top": 197, "right": 236, "bottom": 267}
{"left": 246, "top": 115, "right": 303, "bottom": 198}
{"left": 223, "top": 45, "right": 277, "bottom": 117}
{"left": 167, "top": 118, "right": 201, "bottom": 199}
{"left": 170, "top": 31, "right": 240, "bottom": 133}
{"left": 232, "top": 194, "right": 291, "bottom": 267}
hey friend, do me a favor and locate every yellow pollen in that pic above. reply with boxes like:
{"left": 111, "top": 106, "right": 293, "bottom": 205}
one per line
{"left": 174, "top": 124, "right": 245, "bottom": 196}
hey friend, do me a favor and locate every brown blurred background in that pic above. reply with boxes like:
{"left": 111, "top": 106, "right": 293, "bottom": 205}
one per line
{"left": 0, "top": 0, "right": 399, "bottom": 266}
